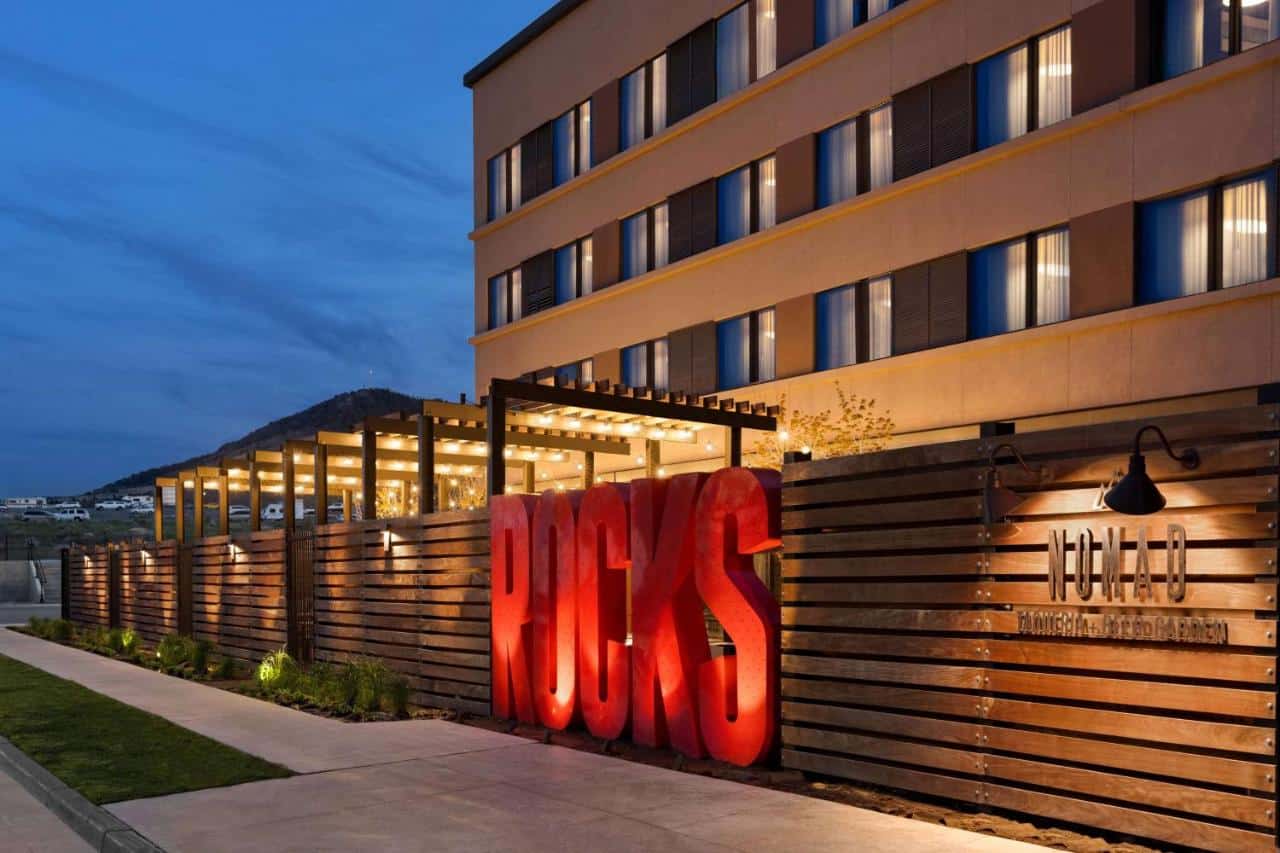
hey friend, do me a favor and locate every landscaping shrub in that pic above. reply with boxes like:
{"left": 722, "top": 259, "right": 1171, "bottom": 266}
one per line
{"left": 26, "top": 617, "right": 75, "bottom": 643}
{"left": 212, "top": 656, "right": 236, "bottom": 680}
{"left": 119, "top": 629, "right": 139, "bottom": 657}
{"left": 255, "top": 649, "right": 299, "bottom": 691}
{"left": 156, "top": 634, "right": 189, "bottom": 669}
{"left": 250, "top": 652, "right": 410, "bottom": 718}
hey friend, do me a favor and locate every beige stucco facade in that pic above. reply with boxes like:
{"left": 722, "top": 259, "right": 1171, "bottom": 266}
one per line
{"left": 467, "top": 0, "right": 1280, "bottom": 478}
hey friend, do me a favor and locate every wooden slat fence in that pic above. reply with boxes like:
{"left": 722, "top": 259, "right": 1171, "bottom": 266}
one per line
{"left": 780, "top": 403, "right": 1280, "bottom": 852}
{"left": 190, "top": 531, "right": 288, "bottom": 663}
{"left": 117, "top": 542, "right": 177, "bottom": 640}
{"left": 312, "top": 509, "right": 491, "bottom": 715}
{"left": 66, "top": 545, "right": 111, "bottom": 627}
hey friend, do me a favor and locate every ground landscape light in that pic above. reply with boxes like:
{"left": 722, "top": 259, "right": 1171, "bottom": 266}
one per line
{"left": 1103, "top": 425, "right": 1200, "bottom": 516}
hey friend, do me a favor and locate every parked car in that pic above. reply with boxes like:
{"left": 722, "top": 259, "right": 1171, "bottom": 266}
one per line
{"left": 327, "top": 502, "right": 344, "bottom": 521}
{"left": 52, "top": 508, "right": 90, "bottom": 521}
{"left": 228, "top": 505, "right": 252, "bottom": 519}
{"left": 94, "top": 499, "right": 129, "bottom": 511}
{"left": 129, "top": 504, "right": 155, "bottom": 515}
{"left": 21, "top": 509, "right": 54, "bottom": 521}
{"left": 261, "top": 503, "right": 284, "bottom": 521}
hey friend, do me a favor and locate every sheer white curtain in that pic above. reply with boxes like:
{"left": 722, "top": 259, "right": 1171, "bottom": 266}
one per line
{"left": 868, "top": 0, "right": 893, "bottom": 18}
{"left": 1035, "top": 228, "right": 1070, "bottom": 325}
{"left": 1179, "top": 193, "right": 1210, "bottom": 295}
{"left": 818, "top": 120, "right": 857, "bottom": 207}
{"left": 868, "top": 276, "right": 893, "bottom": 359}
{"left": 977, "top": 45, "right": 1027, "bottom": 149}
{"left": 869, "top": 104, "right": 893, "bottom": 190}
{"left": 581, "top": 237, "right": 594, "bottom": 296}
{"left": 757, "top": 308, "right": 776, "bottom": 382}
{"left": 1002, "top": 240, "right": 1027, "bottom": 332}
{"left": 653, "top": 339, "right": 670, "bottom": 391}
{"left": 756, "top": 0, "right": 777, "bottom": 78}
{"left": 510, "top": 269, "right": 523, "bottom": 321}
{"left": 653, "top": 203, "right": 669, "bottom": 269}
{"left": 622, "top": 344, "right": 648, "bottom": 387}
{"left": 758, "top": 157, "right": 776, "bottom": 230}
{"left": 488, "top": 154, "right": 507, "bottom": 220}
{"left": 509, "top": 143, "right": 522, "bottom": 210}
{"left": 717, "top": 5, "right": 751, "bottom": 99}
{"left": 1037, "top": 27, "right": 1072, "bottom": 129}
{"left": 1222, "top": 174, "right": 1272, "bottom": 288}
{"left": 489, "top": 274, "right": 508, "bottom": 327}
{"left": 1140, "top": 190, "right": 1209, "bottom": 301}
{"left": 816, "top": 0, "right": 855, "bottom": 46}
{"left": 650, "top": 56, "right": 667, "bottom": 135}
{"left": 622, "top": 211, "right": 649, "bottom": 280}
{"left": 819, "top": 285, "right": 856, "bottom": 369}
{"left": 577, "top": 101, "right": 592, "bottom": 174}
{"left": 620, "top": 66, "right": 646, "bottom": 150}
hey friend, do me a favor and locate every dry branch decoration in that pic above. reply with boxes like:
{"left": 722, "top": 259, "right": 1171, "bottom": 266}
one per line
{"left": 746, "top": 382, "right": 894, "bottom": 469}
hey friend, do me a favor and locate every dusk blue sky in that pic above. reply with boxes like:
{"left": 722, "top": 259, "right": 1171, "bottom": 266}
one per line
{"left": 0, "top": 1, "right": 546, "bottom": 495}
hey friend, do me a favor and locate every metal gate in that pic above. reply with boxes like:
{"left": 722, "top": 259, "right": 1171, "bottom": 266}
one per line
{"left": 286, "top": 531, "right": 315, "bottom": 663}
{"left": 177, "top": 543, "right": 193, "bottom": 636}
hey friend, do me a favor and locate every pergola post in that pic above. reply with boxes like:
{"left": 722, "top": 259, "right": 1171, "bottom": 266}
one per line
{"left": 193, "top": 472, "right": 205, "bottom": 539}
{"left": 153, "top": 480, "right": 165, "bottom": 542}
{"left": 522, "top": 461, "right": 535, "bottom": 494}
{"left": 175, "top": 475, "right": 187, "bottom": 543}
{"left": 486, "top": 388, "right": 506, "bottom": 499}
{"left": 283, "top": 448, "right": 296, "bottom": 534}
{"left": 583, "top": 451, "right": 595, "bottom": 488}
{"left": 342, "top": 489, "right": 353, "bottom": 523}
{"left": 361, "top": 426, "right": 377, "bottom": 520}
{"left": 401, "top": 479, "right": 412, "bottom": 516}
{"left": 249, "top": 459, "right": 262, "bottom": 532}
{"left": 729, "top": 427, "right": 743, "bottom": 467}
{"left": 314, "top": 443, "right": 329, "bottom": 528}
{"left": 645, "top": 439, "right": 661, "bottom": 478}
{"left": 418, "top": 415, "right": 436, "bottom": 515}
{"left": 218, "top": 471, "right": 230, "bottom": 534}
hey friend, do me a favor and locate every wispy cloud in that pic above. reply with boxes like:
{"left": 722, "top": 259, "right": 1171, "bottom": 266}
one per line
{"left": 328, "top": 133, "right": 469, "bottom": 199}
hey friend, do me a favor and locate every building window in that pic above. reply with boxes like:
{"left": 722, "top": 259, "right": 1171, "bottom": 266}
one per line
{"left": 757, "top": 0, "right": 778, "bottom": 78}
{"left": 1158, "top": 0, "right": 1278, "bottom": 80}
{"left": 815, "top": 276, "right": 894, "bottom": 369}
{"left": 555, "top": 359, "right": 594, "bottom": 386}
{"left": 488, "top": 269, "right": 523, "bottom": 330}
{"left": 622, "top": 203, "right": 670, "bottom": 281}
{"left": 621, "top": 339, "right": 669, "bottom": 390}
{"left": 969, "top": 227, "right": 1070, "bottom": 339}
{"left": 718, "top": 156, "right": 777, "bottom": 244}
{"left": 815, "top": 0, "right": 897, "bottom": 46}
{"left": 621, "top": 56, "right": 667, "bottom": 151}
{"left": 554, "top": 237, "right": 593, "bottom": 305}
{"left": 1139, "top": 170, "right": 1276, "bottom": 303}
{"left": 553, "top": 101, "right": 591, "bottom": 186}
{"left": 976, "top": 26, "right": 1072, "bottom": 151}
{"left": 717, "top": 2, "right": 776, "bottom": 100}
{"left": 487, "top": 143, "right": 522, "bottom": 221}
{"left": 717, "top": 308, "right": 776, "bottom": 390}
{"left": 817, "top": 104, "right": 893, "bottom": 209}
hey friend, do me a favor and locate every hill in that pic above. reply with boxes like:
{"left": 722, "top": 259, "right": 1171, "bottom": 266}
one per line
{"left": 96, "top": 388, "right": 421, "bottom": 493}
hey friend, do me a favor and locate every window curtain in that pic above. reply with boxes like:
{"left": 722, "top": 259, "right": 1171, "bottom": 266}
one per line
{"left": 756, "top": 0, "right": 777, "bottom": 78}
{"left": 1037, "top": 27, "right": 1072, "bottom": 130}
{"left": 1161, "top": 0, "right": 1205, "bottom": 78}
{"left": 969, "top": 239, "right": 1027, "bottom": 338}
{"left": 1222, "top": 172, "right": 1274, "bottom": 289}
{"left": 650, "top": 56, "right": 667, "bottom": 135}
{"left": 1035, "top": 228, "right": 1070, "bottom": 325}
{"left": 868, "top": 0, "right": 894, "bottom": 18}
{"left": 621, "top": 66, "right": 646, "bottom": 150}
{"left": 1242, "top": 0, "right": 1280, "bottom": 50}
{"left": 816, "top": 0, "right": 857, "bottom": 46}
{"left": 622, "top": 211, "right": 649, "bottom": 280}
{"left": 868, "top": 104, "right": 893, "bottom": 191}
{"left": 509, "top": 143, "right": 522, "bottom": 210}
{"left": 717, "top": 316, "right": 751, "bottom": 390}
{"left": 622, "top": 344, "right": 648, "bottom": 387}
{"left": 487, "top": 154, "right": 507, "bottom": 220}
{"left": 653, "top": 203, "right": 669, "bottom": 269}
{"left": 553, "top": 110, "right": 575, "bottom": 186}
{"left": 818, "top": 120, "right": 857, "bottom": 208}
{"left": 1140, "top": 189, "right": 1209, "bottom": 302}
{"left": 653, "top": 338, "right": 670, "bottom": 390}
{"left": 868, "top": 276, "right": 893, "bottom": 359}
{"left": 580, "top": 237, "right": 594, "bottom": 295}
{"left": 577, "top": 101, "right": 592, "bottom": 173}
{"left": 816, "top": 285, "right": 856, "bottom": 369}
{"left": 555, "top": 244, "right": 577, "bottom": 304}
{"left": 717, "top": 5, "right": 751, "bottom": 100}
{"left": 509, "top": 268, "right": 523, "bottom": 321}
{"left": 758, "top": 157, "right": 777, "bottom": 230}
{"left": 977, "top": 45, "right": 1028, "bottom": 149}
{"left": 718, "top": 167, "right": 751, "bottom": 244}
{"left": 757, "top": 308, "right": 776, "bottom": 382}
{"left": 580, "top": 359, "right": 594, "bottom": 384}
{"left": 488, "top": 274, "right": 507, "bottom": 328}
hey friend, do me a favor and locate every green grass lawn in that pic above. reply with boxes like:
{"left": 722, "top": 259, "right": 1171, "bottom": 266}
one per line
{"left": 0, "top": 653, "right": 291, "bottom": 803}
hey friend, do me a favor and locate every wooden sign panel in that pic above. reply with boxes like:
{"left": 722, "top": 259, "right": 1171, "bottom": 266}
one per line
{"left": 780, "top": 404, "right": 1279, "bottom": 852}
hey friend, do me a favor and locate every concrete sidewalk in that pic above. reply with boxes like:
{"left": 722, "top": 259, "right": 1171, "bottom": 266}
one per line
{"left": 0, "top": 630, "right": 1044, "bottom": 853}
{"left": 0, "top": 765, "right": 91, "bottom": 853}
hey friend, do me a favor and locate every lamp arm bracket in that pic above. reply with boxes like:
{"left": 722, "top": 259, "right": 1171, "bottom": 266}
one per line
{"left": 986, "top": 443, "right": 1048, "bottom": 481}
{"left": 1133, "top": 425, "right": 1200, "bottom": 470}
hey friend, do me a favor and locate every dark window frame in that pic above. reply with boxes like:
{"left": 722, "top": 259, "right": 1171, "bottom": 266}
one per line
{"left": 553, "top": 101, "right": 591, "bottom": 186}
{"left": 716, "top": 154, "right": 775, "bottom": 245}
{"left": 968, "top": 225, "right": 1071, "bottom": 339}
{"left": 623, "top": 202, "right": 666, "bottom": 278}
{"left": 486, "top": 145, "right": 520, "bottom": 222}
{"left": 554, "top": 235, "right": 592, "bottom": 305}
{"left": 488, "top": 268, "right": 521, "bottom": 330}
{"left": 621, "top": 338, "right": 667, "bottom": 390}
{"left": 620, "top": 54, "right": 666, "bottom": 150}
{"left": 814, "top": 277, "right": 888, "bottom": 369}
{"left": 717, "top": 306, "right": 775, "bottom": 390}
{"left": 974, "top": 24, "right": 1075, "bottom": 152}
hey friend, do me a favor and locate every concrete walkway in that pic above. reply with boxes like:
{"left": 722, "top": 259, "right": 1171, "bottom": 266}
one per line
{"left": 0, "top": 767, "right": 91, "bottom": 853}
{"left": 0, "top": 630, "right": 1044, "bottom": 853}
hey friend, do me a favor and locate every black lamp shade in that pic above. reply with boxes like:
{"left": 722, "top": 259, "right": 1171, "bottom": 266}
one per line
{"left": 1103, "top": 453, "right": 1166, "bottom": 515}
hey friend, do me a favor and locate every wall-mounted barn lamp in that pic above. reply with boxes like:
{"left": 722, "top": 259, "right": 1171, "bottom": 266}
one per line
{"left": 983, "top": 443, "right": 1045, "bottom": 523}
{"left": 1103, "top": 425, "right": 1200, "bottom": 516}
{"left": 382, "top": 523, "right": 392, "bottom": 554}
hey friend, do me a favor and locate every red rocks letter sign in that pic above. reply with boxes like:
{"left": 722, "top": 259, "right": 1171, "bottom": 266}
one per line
{"left": 488, "top": 468, "right": 782, "bottom": 767}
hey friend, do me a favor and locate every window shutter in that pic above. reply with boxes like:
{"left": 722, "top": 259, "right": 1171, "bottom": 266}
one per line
{"left": 535, "top": 122, "right": 555, "bottom": 196}
{"left": 1070, "top": 203, "right": 1135, "bottom": 318}
{"left": 592, "top": 348, "right": 622, "bottom": 384}
{"left": 690, "top": 179, "right": 718, "bottom": 255}
{"left": 591, "top": 220, "right": 622, "bottom": 291}
{"left": 775, "top": 134, "right": 816, "bottom": 223}
{"left": 928, "top": 252, "right": 967, "bottom": 347}
{"left": 591, "top": 80, "right": 621, "bottom": 164}
{"left": 688, "top": 321, "right": 719, "bottom": 395}
{"left": 929, "top": 66, "right": 972, "bottom": 168}
{"left": 775, "top": 294, "right": 814, "bottom": 378}
{"left": 891, "top": 261, "right": 930, "bottom": 354}
{"left": 666, "top": 325, "right": 695, "bottom": 394}
{"left": 690, "top": 21, "right": 718, "bottom": 114}
{"left": 667, "top": 188, "right": 695, "bottom": 262}
{"left": 1072, "top": 0, "right": 1149, "bottom": 115}
{"left": 520, "top": 131, "right": 539, "bottom": 205}
{"left": 892, "top": 80, "right": 931, "bottom": 181}
{"left": 776, "top": 0, "right": 815, "bottom": 67}
{"left": 667, "top": 36, "right": 693, "bottom": 124}
{"left": 520, "top": 251, "right": 556, "bottom": 316}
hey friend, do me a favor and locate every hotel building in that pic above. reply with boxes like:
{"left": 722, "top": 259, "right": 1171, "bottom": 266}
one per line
{"left": 465, "top": 0, "right": 1280, "bottom": 476}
